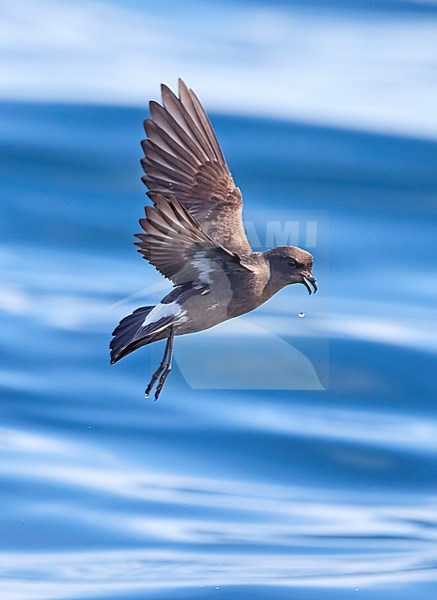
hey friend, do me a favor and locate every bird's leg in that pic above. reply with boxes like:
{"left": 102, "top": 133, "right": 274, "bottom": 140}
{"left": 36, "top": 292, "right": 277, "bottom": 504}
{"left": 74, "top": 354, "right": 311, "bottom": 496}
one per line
{"left": 154, "top": 327, "right": 175, "bottom": 401}
{"left": 144, "top": 333, "right": 171, "bottom": 398}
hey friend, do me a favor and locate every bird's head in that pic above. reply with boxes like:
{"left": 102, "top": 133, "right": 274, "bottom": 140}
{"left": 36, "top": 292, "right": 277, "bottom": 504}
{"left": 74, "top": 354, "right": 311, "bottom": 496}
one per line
{"left": 264, "top": 246, "right": 318, "bottom": 295}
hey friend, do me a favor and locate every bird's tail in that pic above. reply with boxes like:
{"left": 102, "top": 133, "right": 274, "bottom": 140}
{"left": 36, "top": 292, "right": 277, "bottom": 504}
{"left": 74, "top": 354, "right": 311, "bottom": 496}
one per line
{"left": 110, "top": 306, "right": 156, "bottom": 364}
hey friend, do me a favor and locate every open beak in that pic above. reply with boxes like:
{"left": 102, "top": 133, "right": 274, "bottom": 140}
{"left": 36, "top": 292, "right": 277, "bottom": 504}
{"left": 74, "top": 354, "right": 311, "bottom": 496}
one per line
{"left": 301, "top": 274, "right": 318, "bottom": 295}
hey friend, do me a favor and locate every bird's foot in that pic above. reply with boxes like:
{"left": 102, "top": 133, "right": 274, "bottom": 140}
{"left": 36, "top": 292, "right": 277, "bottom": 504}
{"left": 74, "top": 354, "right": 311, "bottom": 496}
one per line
{"left": 145, "top": 362, "right": 166, "bottom": 398}
{"left": 154, "top": 366, "right": 171, "bottom": 400}
{"left": 145, "top": 328, "right": 174, "bottom": 401}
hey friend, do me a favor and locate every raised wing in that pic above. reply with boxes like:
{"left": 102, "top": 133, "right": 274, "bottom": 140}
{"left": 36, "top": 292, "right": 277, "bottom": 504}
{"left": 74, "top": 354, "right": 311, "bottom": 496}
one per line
{"left": 140, "top": 79, "right": 252, "bottom": 255}
{"left": 135, "top": 193, "right": 251, "bottom": 285}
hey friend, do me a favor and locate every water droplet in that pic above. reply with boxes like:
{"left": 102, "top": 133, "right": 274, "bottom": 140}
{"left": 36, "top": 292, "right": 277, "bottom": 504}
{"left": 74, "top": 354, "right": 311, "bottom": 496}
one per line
{"left": 298, "top": 312, "right": 305, "bottom": 318}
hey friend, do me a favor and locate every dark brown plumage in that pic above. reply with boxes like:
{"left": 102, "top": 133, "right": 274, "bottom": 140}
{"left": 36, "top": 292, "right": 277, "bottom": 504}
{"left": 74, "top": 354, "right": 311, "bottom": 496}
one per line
{"left": 110, "top": 79, "right": 317, "bottom": 399}
{"left": 141, "top": 79, "right": 251, "bottom": 254}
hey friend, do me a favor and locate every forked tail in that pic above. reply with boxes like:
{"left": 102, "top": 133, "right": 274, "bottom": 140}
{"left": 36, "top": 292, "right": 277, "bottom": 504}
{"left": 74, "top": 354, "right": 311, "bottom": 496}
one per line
{"left": 110, "top": 306, "right": 156, "bottom": 364}
{"left": 110, "top": 299, "right": 185, "bottom": 364}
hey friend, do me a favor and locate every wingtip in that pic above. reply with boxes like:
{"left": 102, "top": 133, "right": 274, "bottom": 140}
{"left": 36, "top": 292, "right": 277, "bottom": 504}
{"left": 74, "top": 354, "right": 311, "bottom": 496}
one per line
{"left": 160, "top": 82, "right": 171, "bottom": 98}
{"left": 143, "top": 119, "right": 155, "bottom": 136}
{"left": 178, "top": 77, "right": 189, "bottom": 97}
{"left": 148, "top": 100, "right": 162, "bottom": 117}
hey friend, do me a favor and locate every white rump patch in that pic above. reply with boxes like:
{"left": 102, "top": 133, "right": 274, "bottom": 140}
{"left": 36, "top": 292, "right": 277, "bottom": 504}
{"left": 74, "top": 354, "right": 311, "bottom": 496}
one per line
{"left": 142, "top": 301, "right": 185, "bottom": 327}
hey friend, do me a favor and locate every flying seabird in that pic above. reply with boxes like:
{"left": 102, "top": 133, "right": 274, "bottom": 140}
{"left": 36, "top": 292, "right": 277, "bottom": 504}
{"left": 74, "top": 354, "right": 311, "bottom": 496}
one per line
{"left": 110, "top": 79, "right": 317, "bottom": 399}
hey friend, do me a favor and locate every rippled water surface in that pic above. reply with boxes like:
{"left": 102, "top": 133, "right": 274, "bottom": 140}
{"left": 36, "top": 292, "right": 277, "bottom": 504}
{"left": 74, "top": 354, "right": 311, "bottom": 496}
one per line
{"left": 1, "top": 9, "right": 437, "bottom": 597}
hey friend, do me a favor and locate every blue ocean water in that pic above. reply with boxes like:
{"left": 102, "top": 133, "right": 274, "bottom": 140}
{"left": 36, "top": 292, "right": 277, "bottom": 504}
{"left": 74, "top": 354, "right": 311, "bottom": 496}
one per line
{"left": 1, "top": 98, "right": 437, "bottom": 600}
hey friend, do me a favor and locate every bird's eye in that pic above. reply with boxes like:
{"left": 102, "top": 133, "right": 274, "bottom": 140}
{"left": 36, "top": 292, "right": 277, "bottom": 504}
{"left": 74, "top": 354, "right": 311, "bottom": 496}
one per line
{"left": 288, "top": 259, "right": 298, "bottom": 268}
